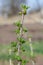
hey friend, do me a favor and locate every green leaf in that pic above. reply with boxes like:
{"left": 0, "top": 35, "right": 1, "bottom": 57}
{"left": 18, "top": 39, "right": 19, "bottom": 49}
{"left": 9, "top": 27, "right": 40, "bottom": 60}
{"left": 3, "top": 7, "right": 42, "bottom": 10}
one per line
{"left": 15, "top": 20, "right": 22, "bottom": 27}
{"left": 21, "top": 4, "right": 30, "bottom": 10}
{"left": 23, "top": 28, "right": 28, "bottom": 32}
{"left": 15, "top": 29, "right": 20, "bottom": 34}
{"left": 26, "top": 6, "right": 30, "bottom": 9}
{"left": 18, "top": 37, "right": 26, "bottom": 44}
{"left": 22, "top": 60, "right": 28, "bottom": 65}
{"left": 21, "top": 4, "right": 27, "bottom": 9}
{"left": 21, "top": 4, "right": 30, "bottom": 15}
{"left": 15, "top": 55, "right": 22, "bottom": 61}
{"left": 21, "top": 47, "right": 25, "bottom": 52}
{"left": 23, "top": 9, "right": 27, "bottom": 15}
{"left": 11, "top": 41, "right": 17, "bottom": 47}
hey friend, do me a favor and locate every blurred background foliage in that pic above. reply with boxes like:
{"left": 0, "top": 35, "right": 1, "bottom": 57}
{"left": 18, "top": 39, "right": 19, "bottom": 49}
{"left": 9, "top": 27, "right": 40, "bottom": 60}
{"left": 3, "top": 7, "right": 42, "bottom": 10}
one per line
{"left": 0, "top": 0, "right": 43, "bottom": 16}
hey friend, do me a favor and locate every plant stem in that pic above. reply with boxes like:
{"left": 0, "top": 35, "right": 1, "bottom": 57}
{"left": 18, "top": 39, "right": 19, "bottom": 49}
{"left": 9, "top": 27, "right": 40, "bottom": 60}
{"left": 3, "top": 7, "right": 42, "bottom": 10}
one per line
{"left": 22, "top": 14, "right": 24, "bottom": 25}
{"left": 9, "top": 49, "right": 13, "bottom": 65}
{"left": 29, "top": 38, "right": 35, "bottom": 65}
{"left": 32, "top": 60, "right": 35, "bottom": 65}
{"left": 17, "top": 14, "right": 24, "bottom": 65}
{"left": 18, "top": 61, "right": 21, "bottom": 65}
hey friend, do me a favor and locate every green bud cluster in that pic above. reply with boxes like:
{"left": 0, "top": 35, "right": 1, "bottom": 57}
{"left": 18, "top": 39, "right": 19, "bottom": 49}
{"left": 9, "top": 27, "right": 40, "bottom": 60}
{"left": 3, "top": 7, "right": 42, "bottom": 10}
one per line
{"left": 19, "top": 4, "right": 30, "bottom": 15}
